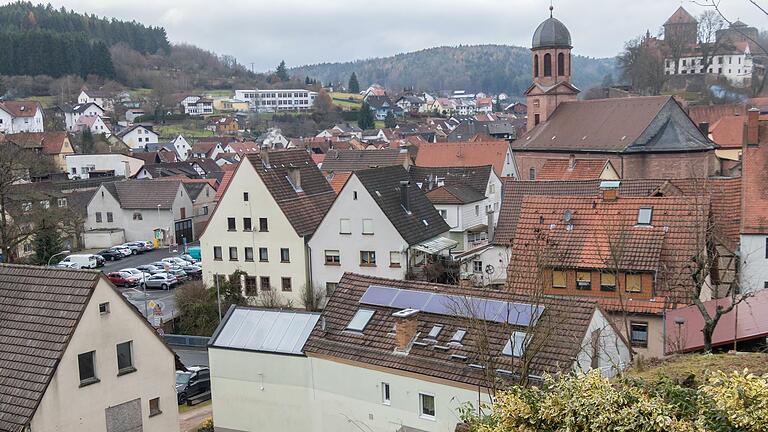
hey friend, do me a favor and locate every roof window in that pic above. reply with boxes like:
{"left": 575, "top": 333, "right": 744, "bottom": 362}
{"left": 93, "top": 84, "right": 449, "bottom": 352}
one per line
{"left": 347, "top": 309, "right": 375, "bottom": 332}
{"left": 450, "top": 329, "right": 467, "bottom": 344}
{"left": 637, "top": 207, "right": 653, "bottom": 225}
{"left": 427, "top": 325, "right": 442, "bottom": 339}
{"left": 502, "top": 331, "right": 528, "bottom": 357}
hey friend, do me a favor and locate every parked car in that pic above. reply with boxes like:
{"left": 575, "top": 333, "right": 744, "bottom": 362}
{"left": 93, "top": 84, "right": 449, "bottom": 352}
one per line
{"left": 144, "top": 273, "right": 177, "bottom": 290}
{"left": 106, "top": 271, "right": 141, "bottom": 287}
{"left": 176, "top": 366, "right": 211, "bottom": 405}
{"left": 120, "top": 243, "right": 143, "bottom": 255}
{"left": 169, "top": 268, "right": 188, "bottom": 283}
{"left": 59, "top": 254, "right": 99, "bottom": 269}
{"left": 179, "top": 253, "right": 199, "bottom": 264}
{"left": 110, "top": 246, "right": 132, "bottom": 257}
{"left": 120, "top": 268, "right": 151, "bottom": 284}
{"left": 182, "top": 265, "right": 202, "bottom": 279}
{"left": 97, "top": 249, "right": 123, "bottom": 261}
{"left": 136, "top": 264, "right": 163, "bottom": 275}
{"left": 136, "top": 240, "right": 154, "bottom": 252}
{"left": 163, "top": 257, "right": 192, "bottom": 267}
{"left": 188, "top": 246, "right": 201, "bottom": 261}
{"left": 56, "top": 261, "right": 79, "bottom": 269}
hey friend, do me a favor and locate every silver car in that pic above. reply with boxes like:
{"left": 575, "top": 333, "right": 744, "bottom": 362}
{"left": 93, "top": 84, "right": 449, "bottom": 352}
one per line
{"left": 144, "top": 273, "right": 178, "bottom": 290}
{"left": 120, "top": 268, "right": 151, "bottom": 284}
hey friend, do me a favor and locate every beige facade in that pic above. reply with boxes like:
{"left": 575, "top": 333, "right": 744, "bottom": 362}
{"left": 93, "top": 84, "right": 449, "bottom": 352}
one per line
{"left": 200, "top": 160, "right": 310, "bottom": 306}
{"left": 30, "top": 277, "right": 179, "bottom": 432}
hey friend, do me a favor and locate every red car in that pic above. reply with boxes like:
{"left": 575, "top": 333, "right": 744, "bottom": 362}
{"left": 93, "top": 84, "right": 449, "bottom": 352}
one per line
{"left": 107, "top": 271, "right": 141, "bottom": 287}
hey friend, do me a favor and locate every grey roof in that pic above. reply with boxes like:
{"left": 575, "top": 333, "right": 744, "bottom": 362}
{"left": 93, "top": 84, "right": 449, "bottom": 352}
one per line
{"left": 68, "top": 102, "right": 103, "bottom": 114}
{"left": 210, "top": 307, "right": 320, "bottom": 355}
{"left": 532, "top": 16, "right": 572, "bottom": 49}
{"left": 0, "top": 264, "right": 100, "bottom": 432}
{"left": 101, "top": 179, "right": 184, "bottom": 210}
{"left": 321, "top": 149, "right": 407, "bottom": 172}
{"left": 409, "top": 165, "right": 492, "bottom": 194}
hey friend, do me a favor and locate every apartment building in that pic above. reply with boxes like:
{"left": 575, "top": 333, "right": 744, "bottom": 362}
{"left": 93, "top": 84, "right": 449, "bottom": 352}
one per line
{"left": 235, "top": 89, "right": 318, "bottom": 112}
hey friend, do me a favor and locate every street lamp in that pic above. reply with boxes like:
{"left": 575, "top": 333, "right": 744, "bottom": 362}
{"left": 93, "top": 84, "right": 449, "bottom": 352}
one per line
{"left": 48, "top": 250, "right": 70, "bottom": 267}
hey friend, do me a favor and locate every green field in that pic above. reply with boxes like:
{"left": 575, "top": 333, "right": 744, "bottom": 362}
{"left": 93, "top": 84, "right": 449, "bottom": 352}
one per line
{"left": 330, "top": 92, "right": 362, "bottom": 110}
{"left": 626, "top": 353, "right": 768, "bottom": 382}
{"left": 19, "top": 95, "right": 57, "bottom": 108}
{"left": 155, "top": 122, "right": 215, "bottom": 140}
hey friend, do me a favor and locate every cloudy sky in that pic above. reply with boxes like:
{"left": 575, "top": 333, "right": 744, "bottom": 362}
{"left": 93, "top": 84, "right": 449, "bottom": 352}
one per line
{"left": 2, "top": 0, "right": 761, "bottom": 71}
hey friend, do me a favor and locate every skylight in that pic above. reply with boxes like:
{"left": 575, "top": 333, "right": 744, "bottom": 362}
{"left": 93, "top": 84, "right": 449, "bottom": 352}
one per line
{"left": 502, "top": 331, "right": 528, "bottom": 358}
{"left": 451, "top": 329, "right": 467, "bottom": 344}
{"left": 637, "top": 207, "right": 653, "bottom": 225}
{"left": 427, "top": 325, "right": 442, "bottom": 339}
{"left": 347, "top": 309, "right": 375, "bottom": 332}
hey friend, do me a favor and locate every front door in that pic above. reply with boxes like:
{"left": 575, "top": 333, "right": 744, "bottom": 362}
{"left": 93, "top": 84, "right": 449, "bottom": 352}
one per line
{"left": 174, "top": 219, "right": 193, "bottom": 244}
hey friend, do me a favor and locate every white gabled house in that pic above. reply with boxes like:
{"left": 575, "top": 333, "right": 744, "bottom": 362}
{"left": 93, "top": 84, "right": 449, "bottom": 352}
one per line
{"left": 78, "top": 89, "right": 114, "bottom": 111}
{"left": 65, "top": 103, "right": 106, "bottom": 132}
{"left": 116, "top": 124, "right": 159, "bottom": 150}
{"left": 75, "top": 115, "right": 112, "bottom": 137}
{"left": 0, "top": 101, "right": 45, "bottom": 133}
{"left": 171, "top": 135, "right": 192, "bottom": 161}
{"left": 308, "top": 165, "right": 453, "bottom": 296}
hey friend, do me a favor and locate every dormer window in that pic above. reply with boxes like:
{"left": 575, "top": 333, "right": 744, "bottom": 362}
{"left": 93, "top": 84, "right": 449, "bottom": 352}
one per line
{"left": 347, "top": 309, "right": 375, "bottom": 332}
{"left": 637, "top": 207, "right": 653, "bottom": 225}
{"left": 502, "top": 331, "right": 528, "bottom": 357}
{"left": 427, "top": 325, "right": 442, "bottom": 339}
{"left": 450, "top": 329, "right": 466, "bottom": 344}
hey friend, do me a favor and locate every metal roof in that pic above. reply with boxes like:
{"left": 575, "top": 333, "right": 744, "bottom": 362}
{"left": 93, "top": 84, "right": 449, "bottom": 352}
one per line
{"left": 532, "top": 16, "right": 572, "bottom": 49}
{"left": 211, "top": 307, "right": 320, "bottom": 355}
{"left": 412, "top": 236, "right": 458, "bottom": 254}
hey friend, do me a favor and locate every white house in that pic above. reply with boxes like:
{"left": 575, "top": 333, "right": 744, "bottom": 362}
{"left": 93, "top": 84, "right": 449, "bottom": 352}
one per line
{"left": 308, "top": 165, "right": 452, "bottom": 297}
{"left": 0, "top": 264, "right": 179, "bottom": 432}
{"left": 235, "top": 89, "right": 318, "bottom": 112}
{"left": 199, "top": 149, "right": 335, "bottom": 307}
{"left": 170, "top": 135, "right": 193, "bottom": 161}
{"left": 256, "top": 128, "right": 290, "bottom": 149}
{"left": 125, "top": 108, "right": 146, "bottom": 123}
{"left": 208, "top": 273, "right": 631, "bottom": 432}
{"left": 66, "top": 153, "right": 145, "bottom": 179}
{"left": 75, "top": 115, "right": 111, "bottom": 137}
{"left": 84, "top": 179, "right": 193, "bottom": 247}
{"left": 0, "top": 101, "right": 44, "bottom": 133}
{"left": 116, "top": 124, "right": 159, "bottom": 150}
{"left": 65, "top": 102, "right": 105, "bottom": 132}
{"left": 78, "top": 89, "right": 113, "bottom": 111}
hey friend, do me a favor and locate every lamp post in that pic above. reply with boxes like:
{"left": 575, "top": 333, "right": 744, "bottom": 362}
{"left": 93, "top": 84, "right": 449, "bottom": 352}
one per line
{"left": 47, "top": 250, "right": 71, "bottom": 267}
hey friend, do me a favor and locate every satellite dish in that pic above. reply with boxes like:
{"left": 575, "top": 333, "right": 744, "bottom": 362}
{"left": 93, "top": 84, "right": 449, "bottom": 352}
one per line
{"left": 563, "top": 209, "right": 573, "bottom": 223}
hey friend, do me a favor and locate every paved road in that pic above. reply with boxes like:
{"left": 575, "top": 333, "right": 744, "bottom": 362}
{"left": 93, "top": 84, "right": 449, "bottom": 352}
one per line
{"left": 101, "top": 248, "right": 179, "bottom": 272}
{"left": 179, "top": 403, "right": 212, "bottom": 432}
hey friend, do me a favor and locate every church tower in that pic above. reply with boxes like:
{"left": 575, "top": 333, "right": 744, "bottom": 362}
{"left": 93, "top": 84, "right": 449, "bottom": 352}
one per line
{"left": 525, "top": 6, "right": 580, "bottom": 131}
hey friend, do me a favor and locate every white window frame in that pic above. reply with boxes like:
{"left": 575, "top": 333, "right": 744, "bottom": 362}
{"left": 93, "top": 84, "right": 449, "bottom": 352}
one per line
{"left": 362, "top": 218, "right": 374, "bottom": 235}
{"left": 381, "top": 382, "right": 391, "bottom": 405}
{"left": 340, "top": 218, "right": 351, "bottom": 234}
{"left": 419, "top": 392, "right": 436, "bottom": 420}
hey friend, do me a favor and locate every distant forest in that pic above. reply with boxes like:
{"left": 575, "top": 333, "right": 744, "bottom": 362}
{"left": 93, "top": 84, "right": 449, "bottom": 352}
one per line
{"left": 291, "top": 45, "right": 617, "bottom": 96}
{"left": 0, "top": 1, "right": 170, "bottom": 78}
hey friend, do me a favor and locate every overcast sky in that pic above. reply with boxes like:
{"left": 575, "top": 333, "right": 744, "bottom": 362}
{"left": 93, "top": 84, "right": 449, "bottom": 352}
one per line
{"left": 2, "top": 0, "right": 762, "bottom": 71}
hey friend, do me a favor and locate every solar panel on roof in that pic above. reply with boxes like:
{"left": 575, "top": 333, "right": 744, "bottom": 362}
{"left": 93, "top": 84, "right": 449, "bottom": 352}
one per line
{"left": 391, "top": 290, "right": 432, "bottom": 310}
{"left": 360, "top": 285, "right": 399, "bottom": 306}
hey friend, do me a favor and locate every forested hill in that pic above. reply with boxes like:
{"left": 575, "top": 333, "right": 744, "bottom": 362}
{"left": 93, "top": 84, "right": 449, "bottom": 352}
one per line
{"left": 0, "top": 1, "right": 170, "bottom": 78}
{"left": 291, "top": 44, "right": 617, "bottom": 96}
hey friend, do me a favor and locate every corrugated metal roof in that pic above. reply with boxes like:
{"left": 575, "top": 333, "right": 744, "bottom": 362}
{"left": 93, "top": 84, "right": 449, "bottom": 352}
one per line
{"left": 211, "top": 308, "right": 320, "bottom": 355}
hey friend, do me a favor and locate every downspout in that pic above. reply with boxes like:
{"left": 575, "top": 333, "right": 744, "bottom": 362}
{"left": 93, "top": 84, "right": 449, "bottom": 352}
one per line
{"left": 305, "top": 239, "right": 313, "bottom": 297}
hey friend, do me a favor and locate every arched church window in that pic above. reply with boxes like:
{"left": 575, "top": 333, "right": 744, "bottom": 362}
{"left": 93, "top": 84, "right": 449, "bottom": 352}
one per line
{"left": 534, "top": 54, "right": 539, "bottom": 77}
{"left": 557, "top": 53, "right": 565, "bottom": 76}
{"left": 543, "top": 53, "right": 552, "bottom": 77}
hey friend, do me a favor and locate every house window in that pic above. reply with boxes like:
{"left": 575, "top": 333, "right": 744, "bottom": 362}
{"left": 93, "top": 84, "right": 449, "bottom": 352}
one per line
{"left": 353, "top": 191, "right": 358, "bottom": 200}
{"left": 78, "top": 351, "right": 97, "bottom": 385}
{"left": 576, "top": 271, "right": 591, "bottom": 290}
{"left": 389, "top": 251, "right": 401, "bottom": 268}
{"left": 260, "top": 276, "right": 271, "bottom": 291}
{"left": 243, "top": 192, "right": 249, "bottom": 201}
{"left": 281, "top": 277, "right": 292, "bottom": 292}
{"left": 202, "top": 206, "right": 208, "bottom": 215}
{"left": 347, "top": 309, "right": 375, "bottom": 331}
{"left": 325, "top": 250, "right": 340, "bottom": 265}
{"left": 340, "top": 218, "right": 351, "bottom": 234}
{"left": 106, "top": 212, "right": 113, "bottom": 222}
{"left": 229, "top": 247, "right": 238, "bottom": 261}
{"left": 133, "top": 212, "right": 143, "bottom": 220}
{"left": 280, "top": 248, "right": 290, "bottom": 262}
{"left": 557, "top": 52, "right": 565, "bottom": 76}
{"left": 382, "top": 382, "right": 391, "bottom": 405}
{"left": 637, "top": 207, "right": 653, "bottom": 225}
{"left": 99, "top": 302, "right": 110, "bottom": 315}
{"left": 116, "top": 341, "right": 134, "bottom": 374}
{"left": 439, "top": 209, "right": 447, "bottom": 220}
{"left": 259, "top": 247, "right": 268, "bottom": 262}
{"left": 451, "top": 329, "right": 467, "bottom": 344}
{"left": 326, "top": 282, "right": 338, "bottom": 297}
{"left": 95, "top": 212, "right": 102, "bottom": 223}
{"left": 362, "top": 218, "right": 374, "bottom": 235}
{"left": 473, "top": 260, "right": 483, "bottom": 273}
{"left": 149, "top": 397, "right": 162, "bottom": 417}
{"left": 428, "top": 325, "right": 442, "bottom": 339}
{"left": 533, "top": 54, "right": 539, "bottom": 76}
{"left": 765, "top": 237, "right": 768, "bottom": 259}
{"left": 600, "top": 273, "right": 616, "bottom": 292}
{"left": 360, "top": 251, "right": 376, "bottom": 266}
{"left": 552, "top": 270, "right": 566, "bottom": 288}
{"left": 543, "top": 53, "right": 552, "bottom": 76}
{"left": 259, "top": 218, "right": 268, "bottom": 232}
{"left": 245, "top": 276, "right": 257, "bottom": 295}
{"left": 58, "top": 198, "right": 67, "bottom": 207}
{"left": 626, "top": 274, "right": 642, "bottom": 293}
{"left": 630, "top": 322, "right": 649, "bottom": 347}
{"left": 419, "top": 393, "right": 436, "bottom": 419}
{"left": 243, "top": 217, "right": 252, "bottom": 231}
{"left": 474, "top": 205, "right": 479, "bottom": 216}
{"left": 245, "top": 247, "right": 254, "bottom": 261}
{"left": 227, "top": 218, "right": 236, "bottom": 231}
{"left": 213, "top": 246, "right": 222, "bottom": 261}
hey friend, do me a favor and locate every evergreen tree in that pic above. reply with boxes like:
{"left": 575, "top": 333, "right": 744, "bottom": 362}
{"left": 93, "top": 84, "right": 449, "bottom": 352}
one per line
{"left": 275, "top": 60, "right": 289, "bottom": 81}
{"left": 348, "top": 72, "right": 360, "bottom": 93}
{"left": 384, "top": 110, "right": 397, "bottom": 128}
{"left": 33, "top": 213, "right": 63, "bottom": 265}
{"left": 358, "top": 101, "right": 375, "bottom": 130}
{"left": 80, "top": 129, "right": 94, "bottom": 153}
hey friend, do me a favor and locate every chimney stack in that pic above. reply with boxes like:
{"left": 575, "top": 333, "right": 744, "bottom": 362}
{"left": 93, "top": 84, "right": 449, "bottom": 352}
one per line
{"left": 260, "top": 149, "right": 270, "bottom": 168}
{"left": 400, "top": 180, "right": 411, "bottom": 212}
{"left": 486, "top": 209, "right": 495, "bottom": 242}
{"left": 288, "top": 167, "right": 302, "bottom": 191}
{"left": 392, "top": 309, "right": 419, "bottom": 353}
{"left": 747, "top": 108, "right": 759, "bottom": 146}
{"left": 599, "top": 181, "right": 620, "bottom": 201}
{"left": 698, "top": 122, "right": 709, "bottom": 137}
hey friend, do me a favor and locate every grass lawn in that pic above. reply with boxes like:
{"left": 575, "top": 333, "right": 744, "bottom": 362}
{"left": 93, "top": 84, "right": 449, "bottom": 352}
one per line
{"left": 374, "top": 121, "right": 385, "bottom": 129}
{"left": 178, "top": 399, "right": 211, "bottom": 414}
{"left": 626, "top": 352, "right": 768, "bottom": 382}
{"left": 330, "top": 92, "right": 362, "bottom": 101}
{"left": 199, "top": 89, "right": 233, "bottom": 98}
{"left": 330, "top": 92, "right": 362, "bottom": 111}
{"left": 19, "top": 95, "right": 57, "bottom": 108}
{"left": 156, "top": 122, "right": 215, "bottom": 140}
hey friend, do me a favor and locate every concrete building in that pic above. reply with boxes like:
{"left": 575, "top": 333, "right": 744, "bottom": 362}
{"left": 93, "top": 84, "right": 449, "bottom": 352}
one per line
{"left": 235, "top": 89, "right": 318, "bottom": 112}
{"left": 66, "top": 153, "right": 145, "bottom": 179}
{"left": 0, "top": 101, "right": 44, "bottom": 133}
{"left": 0, "top": 264, "right": 179, "bottom": 432}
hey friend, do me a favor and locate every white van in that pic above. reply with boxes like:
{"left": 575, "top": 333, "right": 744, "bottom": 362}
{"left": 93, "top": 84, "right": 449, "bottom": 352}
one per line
{"left": 59, "top": 254, "right": 99, "bottom": 269}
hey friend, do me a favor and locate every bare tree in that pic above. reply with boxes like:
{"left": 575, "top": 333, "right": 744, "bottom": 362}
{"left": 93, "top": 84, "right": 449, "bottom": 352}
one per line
{"left": 618, "top": 34, "right": 667, "bottom": 95}
{"left": 697, "top": 10, "right": 733, "bottom": 73}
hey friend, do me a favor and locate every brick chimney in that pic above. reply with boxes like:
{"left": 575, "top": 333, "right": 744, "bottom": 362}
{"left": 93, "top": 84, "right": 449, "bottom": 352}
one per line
{"left": 600, "top": 181, "right": 620, "bottom": 201}
{"left": 393, "top": 309, "right": 419, "bottom": 353}
{"left": 260, "top": 148, "right": 270, "bottom": 168}
{"left": 698, "top": 122, "right": 709, "bottom": 137}
{"left": 747, "top": 108, "right": 759, "bottom": 146}
{"left": 288, "top": 167, "right": 302, "bottom": 191}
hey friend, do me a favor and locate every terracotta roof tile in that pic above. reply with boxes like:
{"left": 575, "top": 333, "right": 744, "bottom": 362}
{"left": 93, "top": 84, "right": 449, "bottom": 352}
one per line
{"left": 102, "top": 179, "right": 184, "bottom": 210}
{"left": 414, "top": 141, "right": 510, "bottom": 177}
{"left": 709, "top": 115, "right": 746, "bottom": 148}
{"left": 4, "top": 132, "right": 69, "bottom": 155}
{"left": 0, "top": 101, "right": 40, "bottom": 118}
{"left": 328, "top": 171, "right": 351, "bottom": 194}
{"left": 537, "top": 159, "right": 610, "bottom": 181}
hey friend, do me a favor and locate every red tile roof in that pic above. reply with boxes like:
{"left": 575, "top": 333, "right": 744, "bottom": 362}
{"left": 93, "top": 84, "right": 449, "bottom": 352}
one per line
{"left": 687, "top": 104, "right": 746, "bottom": 126}
{"left": 0, "top": 101, "right": 40, "bottom": 118}
{"left": 537, "top": 159, "right": 610, "bottom": 181}
{"left": 215, "top": 171, "right": 234, "bottom": 201}
{"left": 4, "top": 132, "right": 70, "bottom": 155}
{"left": 741, "top": 123, "right": 768, "bottom": 234}
{"left": 414, "top": 141, "right": 510, "bottom": 177}
{"left": 709, "top": 115, "right": 746, "bottom": 149}
{"left": 328, "top": 171, "right": 351, "bottom": 194}
{"left": 598, "top": 298, "right": 681, "bottom": 315}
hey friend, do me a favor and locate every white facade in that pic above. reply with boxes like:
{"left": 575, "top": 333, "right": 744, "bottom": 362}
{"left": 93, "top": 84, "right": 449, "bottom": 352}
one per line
{"left": 76, "top": 115, "right": 111, "bottom": 137}
{"left": 120, "top": 125, "right": 159, "bottom": 149}
{"left": 66, "top": 154, "right": 145, "bottom": 179}
{"left": 199, "top": 160, "right": 311, "bottom": 306}
{"left": 235, "top": 89, "right": 318, "bottom": 112}
{"left": 30, "top": 276, "right": 178, "bottom": 432}
{"left": 78, "top": 90, "right": 113, "bottom": 111}
{"left": 664, "top": 50, "right": 753, "bottom": 85}
{"left": 0, "top": 105, "right": 44, "bottom": 133}
{"left": 172, "top": 135, "right": 192, "bottom": 161}
{"left": 309, "top": 175, "right": 410, "bottom": 294}
{"left": 65, "top": 103, "right": 105, "bottom": 132}
{"left": 740, "top": 234, "right": 768, "bottom": 293}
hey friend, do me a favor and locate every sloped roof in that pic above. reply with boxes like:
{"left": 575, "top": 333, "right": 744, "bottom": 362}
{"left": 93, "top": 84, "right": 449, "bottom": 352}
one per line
{"left": 245, "top": 150, "right": 336, "bottom": 237}
{"left": 303, "top": 273, "right": 605, "bottom": 386}
{"left": 355, "top": 166, "right": 450, "bottom": 245}
{"left": 425, "top": 184, "right": 485, "bottom": 205}
{"left": 328, "top": 171, "right": 351, "bottom": 194}
{"left": 69, "top": 102, "right": 102, "bottom": 115}
{"left": 215, "top": 171, "right": 234, "bottom": 201}
{"left": 3, "top": 132, "right": 69, "bottom": 155}
{"left": 0, "top": 265, "right": 100, "bottom": 432}
{"left": 537, "top": 159, "right": 611, "bottom": 181}
{"left": 0, "top": 101, "right": 40, "bottom": 118}
{"left": 116, "top": 124, "right": 156, "bottom": 138}
{"left": 409, "top": 165, "right": 492, "bottom": 195}
{"left": 414, "top": 141, "right": 510, "bottom": 177}
{"left": 102, "top": 179, "right": 184, "bottom": 210}
{"left": 709, "top": 115, "right": 745, "bottom": 149}
{"left": 321, "top": 149, "right": 407, "bottom": 172}
{"left": 665, "top": 6, "right": 697, "bottom": 25}
{"left": 532, "top": 16, "right": 572, "bottom": 49}
{"left": 210, "top": 308, "right": 320, "bottom": 355}
{"left": 515, "top": 96, "right": 714, "bottom": 153}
